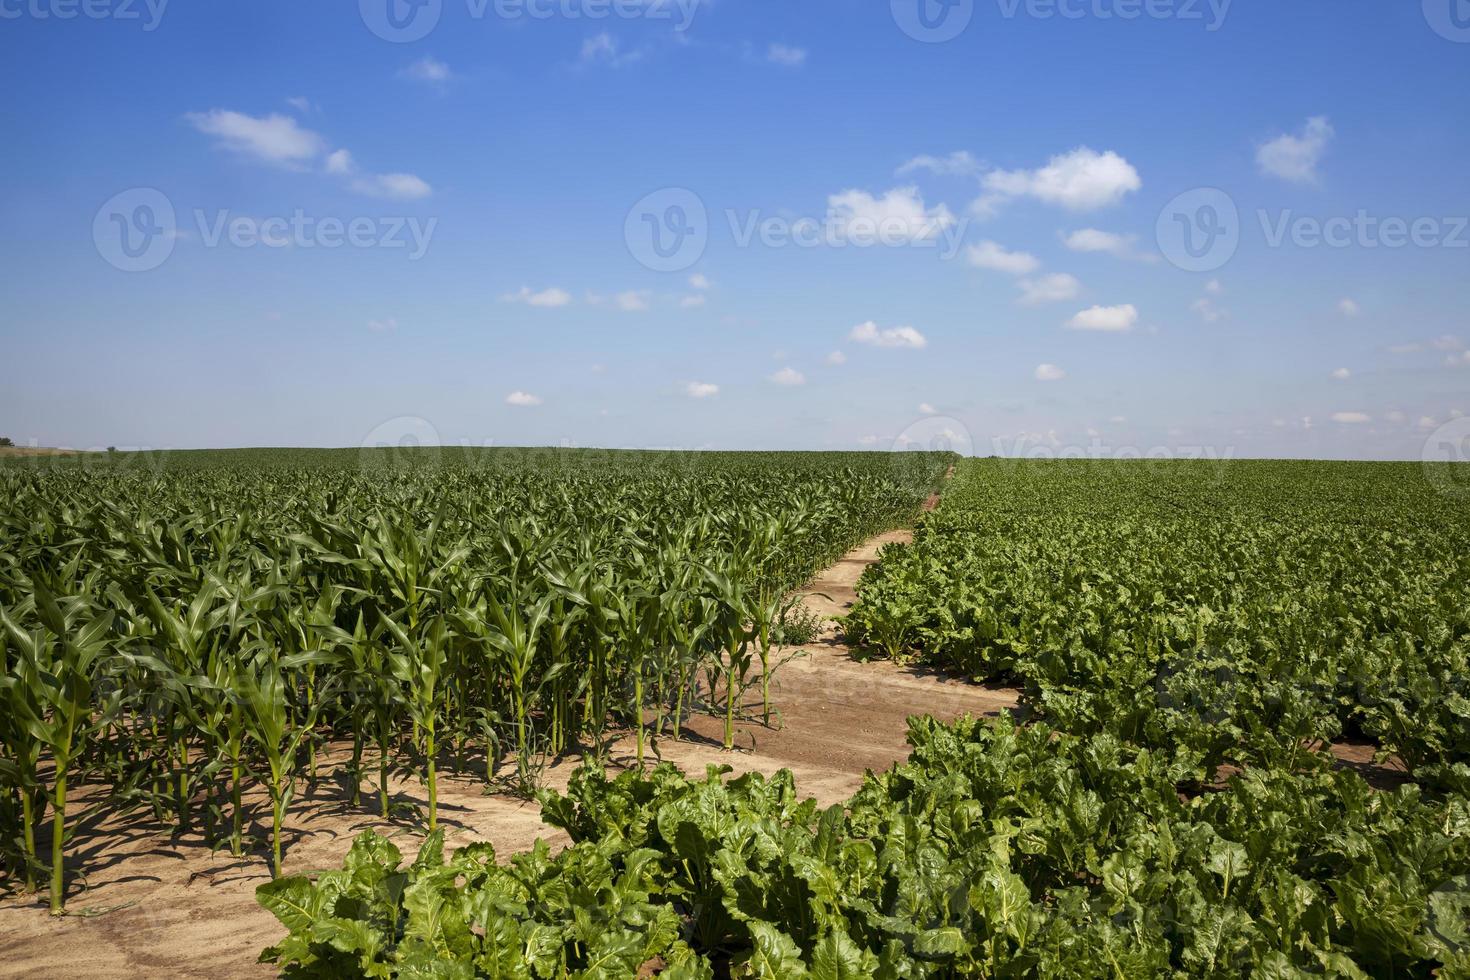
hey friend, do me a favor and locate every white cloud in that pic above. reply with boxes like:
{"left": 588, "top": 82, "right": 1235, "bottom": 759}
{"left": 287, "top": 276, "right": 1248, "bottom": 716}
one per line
{"left": 857, "top": 435, "right": 881, "bottom": 446}
{"left": 1432, "top": 335, "right": 1465, "bottom": 351}
{"left": 614, "top": 290, "right": 651, "bottom": 312}
{"left": 684, "top": 381, "right": 719, "bottom": 399}
{"left": 581, "top": 33, "right": 644, "bottom": 68}
{"left": 1419, "top": 416, "right": 1439, "bottom": 429}
{"left": 1387, "top": 410, "right": 1407, "bottom": 424}
{"left": 918, "top": 403, "right": 936, "bottom": 415}
{"left": 849, "top": 321, "right": 927, "bottom": 349}
{"left": 1389, "top": 343, "right": 1423, "bottom": 354}
{"left": 1257, "top": 116, "right": 1334, "bottom": 184}
{"left": 769, "top": 367, "right": 805, "bottom": 386}
{"left": 896, "top": 151, "right": 983, "bottom": 178}
{"left": 826, "top": 187, "right": 956, "bottom": 244}
{"left": 1331, "top": 367, "right": 1352, "bottom": 380}
{"left": 966, "top": 240, "right": 1041, "bottom": 276}
{"left": 1331, "top": 411, "right": 1371, "bottom": 424}
{"left": 978, "top": 148, "right": 1141, "bottom": 214}
{"left": 189, "top": 108, "right": 432, "bottom": 200}
{"left": 285, "top": 96, "right": 314, "bottom": 113}
{"left": 1034, "top": 363, "right": 1066, "bottom": 382}
{"left": 350, "top": 172, "right": 433, "bottom": 200}
{"left": 505, "top": 391, "right": 542, "bottom": 407}
{"left": 1059, "top": 228, "right": 1154, "bottom": 262}
{"left": 680, "top": 294, "right": 707, "bottom": 309}
{"left": 1191, "top": 297, "right": 1226, "bottom": 323}
{"left": 501, "top": 286, "right": 574, "bottom": 308}
{"left": 367, "top": 317, "right": 398, "bottom": 333}
{"left": 1017, "top": 273, "right": 1081, "bottom": 306}
{"left": 401, "top": 57, "right": 452, "bottom": 82}
{"left": 767, "top": 43, "right": 807, "bottom": 67}
{"left": 1066, "top": 304, "right": 1138, "bottom": 332}
{"left": 688, "top": 273, "right": 711, "bottom": 290}
{"left": 825, "top": 350, "right": 847, "bottom": 366}
{"left": 1449, "top": 350, "right": 1470, "bottom": 368}
{"left": 1337, "top": 298, "right": 1361, "bottom": 317}
{"left": 185, "top": 109, "right": 326, "bottom": 166}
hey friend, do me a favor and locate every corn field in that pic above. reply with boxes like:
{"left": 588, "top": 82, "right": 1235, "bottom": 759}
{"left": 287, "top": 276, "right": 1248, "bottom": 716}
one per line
{"left": 0, "top": 447, "right": 953, "bottom": 914}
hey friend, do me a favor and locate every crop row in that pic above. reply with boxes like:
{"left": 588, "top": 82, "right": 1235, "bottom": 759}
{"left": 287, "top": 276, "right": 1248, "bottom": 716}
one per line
{"left": 0, "top": 449, "right": 952, "bottom": 914}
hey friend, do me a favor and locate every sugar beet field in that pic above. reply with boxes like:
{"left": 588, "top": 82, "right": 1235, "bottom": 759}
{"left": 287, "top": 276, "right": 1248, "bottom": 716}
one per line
{"left": 1, "top": 449, "right": 1468, "bottom": 977}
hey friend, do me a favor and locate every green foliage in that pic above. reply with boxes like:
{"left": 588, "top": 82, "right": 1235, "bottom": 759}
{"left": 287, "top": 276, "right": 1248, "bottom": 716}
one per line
{"left": 0, "top": 449, "right": 948, "bottom": 909}
{"left": 259, "top": 715, "right": 1470, "bottom": 977}
{"left": 846, "top": 459, "right": 1470, "bottom": 788}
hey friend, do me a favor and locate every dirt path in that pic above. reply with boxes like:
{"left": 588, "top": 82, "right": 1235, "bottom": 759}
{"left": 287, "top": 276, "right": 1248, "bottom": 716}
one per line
{"left": 0, "top": 525, "right": 1021, "bottom": 978}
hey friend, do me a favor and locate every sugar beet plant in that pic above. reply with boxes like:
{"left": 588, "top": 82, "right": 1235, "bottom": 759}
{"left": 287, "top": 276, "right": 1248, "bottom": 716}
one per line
{"left": 0, "top": 448, "right": 950, "bottom": 912}
{"left": 845, "top": 459, "right": 1470, "bottom": 794}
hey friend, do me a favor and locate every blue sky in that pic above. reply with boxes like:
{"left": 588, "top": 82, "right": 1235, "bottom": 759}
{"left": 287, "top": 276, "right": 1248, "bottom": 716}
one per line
{"left": 2, "top": 0, "right": 1468, "bottom": 460}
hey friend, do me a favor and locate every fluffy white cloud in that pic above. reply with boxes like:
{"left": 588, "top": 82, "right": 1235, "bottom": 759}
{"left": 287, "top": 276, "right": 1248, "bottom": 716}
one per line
{"left": 1061, "top": 228, "right": 1155, "bottom": 261}
{"left": 918, "top": 403, "right": 936, "bottom": 415}
{"left": 1337, "top": 298, "right": 1361, "bottom": 317}
{"left": 186, "top": 109, "right": 326, "bottom": 165}
{"left": 849, "top": 321, "right": 928, "bottom": 349}
{"left": 1034, "top": 363, "right": 1066, "bottom": 381}
{"left": 1191, "top": 296, "right": 1226, "bottom": 323}
{"left": 684, "top": 381, "right": 719, "bottom": 398}
{"left": 1331, "top": 367, "right": 1352, "bottom": 380}
{"left": 767, "top": 43, "right": 807, "bottom": 66}
{"left": 688, "top": 273, "right": 711, "bottom": 290}
{"left": 1257, "top": 116, "right": 1334, "bottom": 184}
{"left": 680, "top": 294, "right": 707, "bottom": 309}
{"left": 769, "top": 367, "right": 805, "bottom": 386}
{"left": 1331, "top": 411, "right": 1371, "bottom": 424}
{"left": 401, "top": 57, "right": 452, "bottom": 82}
{"left": 614, "top": 290, "right": 651, "bottom": 312}
{"left": 978, "top": 148, "right": 1141, "bottom": 213}
{"left": 1066, "top": 304, "right": 1138, "bottom": 332}
{"left": 966, "top": 240, "right": 1041, "bottom": 276}
{"left": 505, "top": 391, "right": 542, "bottom": 407}
{"left": 826, "top": 187, "right": 956, "bottom": 244}
{"left": 581, "top": 33, "right": 644, "bottom": 68}
{"left": 190, "top": 111, "right": 434, "bottom": 199}
{"left": 285, "top": 96, "right": 314, "bottom": 113}
{"left": 896, "top": 151, "right": 983, "bottom": 178}
{"left": 351, "top": 173, "right": 433, "bottom": 201}
{"left": 1017, "top": 273, "right": 1082, "bottom": 306}
{"left": 501, "top": 286, "right": 573, "bottom": 308}
{"left": 825, "top": 350, "right": 847, "bottom": 366}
